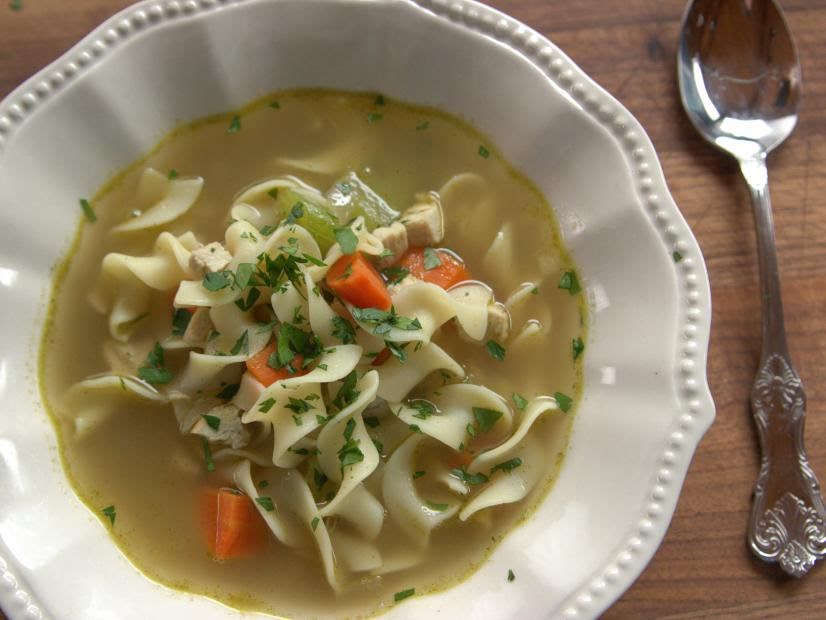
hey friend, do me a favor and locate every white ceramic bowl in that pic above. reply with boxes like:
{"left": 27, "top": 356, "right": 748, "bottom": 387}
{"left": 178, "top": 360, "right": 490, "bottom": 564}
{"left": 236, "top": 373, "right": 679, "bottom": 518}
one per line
{"left": 0, "top": 1, "right": 714, "bottom": 618}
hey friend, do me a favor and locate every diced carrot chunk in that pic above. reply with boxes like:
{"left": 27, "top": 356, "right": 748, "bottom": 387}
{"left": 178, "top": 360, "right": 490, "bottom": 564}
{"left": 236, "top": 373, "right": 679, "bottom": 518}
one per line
{"left": 398, "top": 247, "right": 471, "bottom": 290}
{"left": 245, "top": 341, "right": 308, "bottom": 387}
{"left": 326, "top": 252, "right": 392, "bottom": 311}
{"left": 200, "top": 487, "right": 267, "bottom": 560}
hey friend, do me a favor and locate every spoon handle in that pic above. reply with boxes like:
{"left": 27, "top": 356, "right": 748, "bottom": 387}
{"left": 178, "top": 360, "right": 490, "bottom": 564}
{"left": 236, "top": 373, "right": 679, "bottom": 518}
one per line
{"left": 740, "top": 156, "right": 826, "bottom": 577}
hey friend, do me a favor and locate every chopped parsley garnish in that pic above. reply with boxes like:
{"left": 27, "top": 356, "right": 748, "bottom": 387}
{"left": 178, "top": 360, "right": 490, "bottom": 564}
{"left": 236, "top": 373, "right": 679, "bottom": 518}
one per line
{"left": 202, "top": 438, "right": 215, "bottom": 472}
{"left": 332, "top": 370, "right": 360, "bottom": 411}
{"left": 426, "top": 500, "right": 449, "bottom": 512}
{"left": 267, "top": 188, "right": 279, "bottom": 201}
{"left": 385, "top": 340, "right": 409, "bottom": 364}
{"left": 202, "top": 414, "right": 221, "bottom": 431}
{"left": 171, "top": 307, "right": 192, "bottom": 336}
{"left": 235, "top": 287, "right": 261, "bottom": 311}
{"left": 235, "top": 262, "right": 255, "bottom": 289}
{"left": 311, "top": 516, "right": 320, "bottom": 531}
{"left": 316, "top": 414, "right": 328, "bottom": 425}
{"left": 167, "top": 169, "right": 179, "bottom": 179}
{"left": 202, "top": 270, "right": 233, "bottom": 291}
{"left": 531, "top": 286, "right": 539, "bottom": 295}
{"left": 302, "top": 253, "right": 327, "bottom": 267}
{"left": 473, "top": 407, "right": 502, "bottom": 433}
{"left": 478, "top": 145, "right": 490, "bottom": 158}
{"left": 331, "top": 316, "right": 356, "bottom": 344}
{"left": 255, "top": 496, "right": 275, "bottom": 511}
{"left": 334, "top": 227, "right": 359, "bottom": 255}
{"left": 413, "top": 470, "right": 426, "bottom": 480}
{"left": 259, "top": 224, "right": 277, "bottom": 235}
{"left": 285, "top": 202, "right": 304, "bottom": 224}
{"left": 410, "top": 400, "right": 435, "bottom": 420}
{"left": 313, "top": 468, "right": 328, "bottom": 490}
{"left": 338, "top": 418, "right": 364, "bottom": 469}
{"left": 364, "top": 416, "right": 380, "bottom": 428}
{"left": 394, "top": 588, "right": 415, "bottom": 602}
{"left": 554, "top": 392, "right": 573, "bottom": 412}
{"left": 292, "top": 414, "right": 303, "bottom": 426}
{"left": 512, "top": 393, "right": 528, "bottom": 410}
{"left": 270, "top": 322, "right": 323, "bottom": 372}
{"left": 372, "top": 437, "right": 384, "bottom": 454}
{"left": 227, "top": 115, "right": 241, "bottom": 133}
{"left": 485, "top": 339, "right": 506, "bottom": 361}
{"left": 229, "top": 330, "right": 250, "bottom": 355}
{"left": 269, "top": 100, "right": 281, "bottom": 109}
{"left": 382, "top": 265, "right": 410, "bottom": 285}
{"left": 351, "top": 306, "right": 421, "bottom": 335}
{"left": 508, "top": 569, "right": 516, "bottom": 582}
{"left": 673, "top": 250, "right": 684, "bottom": 263}
{"left": 491, "top": 457, "right": 523, "bottom": 474}
{"left": 379, "top": 248, "right": 395, "bottom": 258}
{"left": 137, "top": 342, "right": 173, "bottom": 384}
{"left": 466, "top": 423, "right": 477, "bottom": 438}
{"left": 416, "top": 120, "right": 429, "bottom": 131}
{"left": 258, "top": 480, "right": 269, "bottom": 488}
{"left": 286, "top": 397, "right": 313, "bottom": 414}
{"left": 572, "top": 337, "right": 584, "bottom": 361}
{"left": 367, "top": 112, "right": 383, "bottom": 123}
{"left": 450, "top": 466, "right": 489, "bottom": 485}
{"left": 375, "top": 94, "right": 385, "bottom": 106}
{"left": 558, "top": 270, "right": 581, "bottom": 295}
{"left": 258, "top": 398, "right": 276, "bottom": 413}
{"left": 423, "top": 246, "right": 442, "bottom": 270}
{"left": 102, "top": 505, "right": 116, "bottom": 526}
{"left": 216, "top": 383, "right": 240, "bottom": 400}
{"left": 409, "top": 424, "right": 422, "bottom": 433}
{"left": 79, "top": 198, "right": 96, "bottom": 223}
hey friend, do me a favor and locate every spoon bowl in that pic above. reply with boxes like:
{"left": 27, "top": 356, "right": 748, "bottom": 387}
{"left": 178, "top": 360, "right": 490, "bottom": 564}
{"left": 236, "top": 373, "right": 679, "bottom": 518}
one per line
{"left": 678, "top": 0, "right": 826, "bottom": 578}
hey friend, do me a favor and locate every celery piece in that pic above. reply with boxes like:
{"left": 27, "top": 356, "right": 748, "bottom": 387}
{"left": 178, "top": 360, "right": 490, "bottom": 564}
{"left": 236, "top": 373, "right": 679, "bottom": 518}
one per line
{"left": 326, "top": 172, "right": 399, "bottom": 230}
{"left": 275, "top": 188, "right": 339, "bottom": 252}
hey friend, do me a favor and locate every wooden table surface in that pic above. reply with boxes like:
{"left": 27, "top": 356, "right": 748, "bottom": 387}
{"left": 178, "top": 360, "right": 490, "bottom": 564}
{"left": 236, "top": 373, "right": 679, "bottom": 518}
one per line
{"left": 2, "top": 0, "right": 825, "bottom": 618}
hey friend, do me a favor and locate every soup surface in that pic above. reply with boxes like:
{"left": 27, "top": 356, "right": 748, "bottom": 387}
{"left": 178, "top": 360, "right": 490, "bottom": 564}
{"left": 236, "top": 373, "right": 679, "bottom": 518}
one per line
{"left": 40, "top": 90, "right": 585, "bottom": 618}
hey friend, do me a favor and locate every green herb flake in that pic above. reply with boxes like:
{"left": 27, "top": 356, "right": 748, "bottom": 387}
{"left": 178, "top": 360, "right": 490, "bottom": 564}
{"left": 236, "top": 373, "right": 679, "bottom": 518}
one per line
{"left": 491, "top": 457, "right": 523, "bottom": 474}
{"left": 216, "top": 383, "right": 240, "bottom": 400}
{"left": 311, "top": 516, "right": 320, "bottom": 531}
{"left": 410, "top": 400, "right": 436, "bottom": 420}
{"left": 512, "top": 393, "right": 528, "bottom": 410}
{"left": 314, "top": 468, "right": 328, "bottom": 490}
{"left": 473, "top": 407, "right": 503, "bottom": 433}
{"left": 394, "top": 588, "right": 415, "bottom": 602}
{"left": 450, "top": 466, "right": 488, "bottom": 485}
{"left": 423, "top": 246, "right": 442, "bottom": 270}
{"left": 229, "top": 330, "right": 250, "bottom": 356}
{"left": 269, "top": 100, "right": 281, "bottom": 109}
{"left": 267, "top": 188, "right": 279, "bottom": 201}
{"left": 332, "top": 370, "right": 360, "bottom": 411}
{"left": 331, "top": 316, "right": 357, "bottom": 344}
{"left": 255, "top": 496, "right": 275, "bottom": 511}
{"left": 673, "top": 250, "right": 684, "bottom": 263}
{"left": 285, "top": 202, "right": 305, "bottom": 224}
{"left": 227, "top": 115, "right": 241, "bottom": 134}
{"left": 258, "top": 398, "right": 276, "bottom": 413}
{"left": 554, "top": 391, "right": 573, "bottom": 413}
{"left": 235, "top": 262, "right": 255, "bottom": 289}
{"left": 367, "top": 112, "right": 383, "bottom": 123}
{"left": 202, "top": 270, "right": 232, "bottom": 291}
{"left": 335, "top": 227, "right": 359, "bottom": 255}
{"left": 558, "top": 270, "right": 581, "bottom": 295}
{"left": 425, "top": 500, "right": 449, "bottom": 512}
{"left": 79, "top": 198, "right": 96, "bottom": 223}
{"left": 409, "top": 424, "right": 422, "bottom": 433}
{"left": 413, "top": 470, "right": 426, "bottom": 480}
{"left": 572, "top": 336, "right": 585, "bottom": 361}
{"left": 485, "top": 339, "right": 506, "bottom": 361}
{"left": 202, "top": 438, "right": 215, "bottom": 472}
{"left": 171, "top": 308, "right": 192, "bottom": 336}
{"left": 235, "top": 287, "right": 261, "bottom": 312}
{"left": 167, "top": 169, "right": 179, "bottom": 180}
{"left": 382, "top": 265, "right": 410, "bottom": 285}
{"left": 137, "top": 342, "right": 173, "bottom": 385}
{"left": 202, "top": 414, "right": 221, "bottom": 431}
{"left": 372, "top": 437, "right": 384, "bottom": 454}
{"left": 466, "top": 423, "right": 477, "bottom": 438}
{"left": 415, "top": 120, "right": 429, "bottom": 131}
{"left": 258, "top": 480, "right": 269, "bottom": 488}
{"left": 478, "top": 145, "right": 490, "bottom": 158}
{"left": 102, "top": 505, "right": 116, "bottom": 526}
{"left": 375, "top": 94, "right": 385, "bottom": 106}
{"left": 508, "top": 569, "right": 516, "bottom": 582}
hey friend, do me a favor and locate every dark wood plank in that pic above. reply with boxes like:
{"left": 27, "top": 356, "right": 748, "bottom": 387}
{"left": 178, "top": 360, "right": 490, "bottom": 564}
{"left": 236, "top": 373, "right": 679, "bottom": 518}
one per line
{"left": 2, "top": 0, "right": 825, "bottom": 618}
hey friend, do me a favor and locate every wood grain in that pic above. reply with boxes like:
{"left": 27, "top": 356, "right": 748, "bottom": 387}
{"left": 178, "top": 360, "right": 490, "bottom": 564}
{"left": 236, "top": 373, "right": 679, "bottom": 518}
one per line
{"left": 1, "top": 0, "right": 825, "bottom": 618}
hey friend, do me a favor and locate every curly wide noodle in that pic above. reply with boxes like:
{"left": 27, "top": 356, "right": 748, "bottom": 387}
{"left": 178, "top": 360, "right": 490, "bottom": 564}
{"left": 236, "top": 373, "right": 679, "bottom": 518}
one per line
{"left": 71, "top": 170, "right": 567, "bottom": 591}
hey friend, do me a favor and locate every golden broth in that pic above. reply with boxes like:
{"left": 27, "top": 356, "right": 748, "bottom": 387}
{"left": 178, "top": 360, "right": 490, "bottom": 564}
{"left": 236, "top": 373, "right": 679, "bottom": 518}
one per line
{"left": 40, "top": 90, "right": 585, "bottom": 618}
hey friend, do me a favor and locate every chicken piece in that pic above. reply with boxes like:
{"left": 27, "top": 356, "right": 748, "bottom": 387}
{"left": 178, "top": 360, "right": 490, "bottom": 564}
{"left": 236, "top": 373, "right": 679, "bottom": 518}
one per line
{"left": 182, "top": 307, "right": 213, "bottom": 345}
{"left": 190, "top": 402, "right": 250, "bottom": 449}
{"left": 189, "top": 241, "right": 232, "bottom": 274}
{"left": 486, "top": 302, "right": 511, "bottom": 343}
{"left": 372, "top": 221, "right": 409, "bottom": 267}
{"left": 400, "top": 193, "right": 444, "bottom": 246}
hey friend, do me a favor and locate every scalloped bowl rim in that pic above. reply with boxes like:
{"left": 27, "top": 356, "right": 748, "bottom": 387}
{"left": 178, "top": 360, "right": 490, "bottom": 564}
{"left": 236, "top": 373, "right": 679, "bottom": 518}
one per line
{"left": 0, "top": 1, "right": 714, "bottom": 619}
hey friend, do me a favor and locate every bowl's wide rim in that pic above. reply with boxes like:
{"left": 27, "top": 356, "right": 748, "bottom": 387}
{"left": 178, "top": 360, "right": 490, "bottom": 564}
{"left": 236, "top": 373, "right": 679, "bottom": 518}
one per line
{"left": 0, "top": 0, "right": 715, "bottom": 619}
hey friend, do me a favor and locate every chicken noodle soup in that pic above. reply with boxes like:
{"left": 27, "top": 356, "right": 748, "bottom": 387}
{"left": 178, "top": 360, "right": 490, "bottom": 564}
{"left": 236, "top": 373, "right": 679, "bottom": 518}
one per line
{"left": 40, "top": 91, "right": 585, "bottom": 618}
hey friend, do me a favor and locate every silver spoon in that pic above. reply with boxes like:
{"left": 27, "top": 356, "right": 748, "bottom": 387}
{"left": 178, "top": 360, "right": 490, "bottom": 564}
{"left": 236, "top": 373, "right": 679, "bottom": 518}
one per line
{"left": 678, "top": 0, "right": 826, "bottom": 577}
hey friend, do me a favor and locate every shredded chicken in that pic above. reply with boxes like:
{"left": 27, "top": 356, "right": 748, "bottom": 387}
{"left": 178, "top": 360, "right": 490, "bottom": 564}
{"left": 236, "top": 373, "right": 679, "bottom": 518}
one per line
{"left": 373, "top": 221, "right": 409, "bottom": 267}
{"left": 190, "top": 402, "right": 250, "bottom": 449}
{"left": 182, "top": 307, "right": 213, "bottom": 345}
{"left": 486, "top": 302, "right": 511, "bottom": 342}
{"left": 189, "top": 242, "right": 232, "bottom": 274}
{"left": 400, "top": 193, "right": 444, "bottom": 246}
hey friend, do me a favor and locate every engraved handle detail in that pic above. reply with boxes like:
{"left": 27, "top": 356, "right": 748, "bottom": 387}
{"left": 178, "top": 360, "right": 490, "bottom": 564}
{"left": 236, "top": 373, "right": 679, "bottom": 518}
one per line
{"left": 749, "top": 355, "right": 826, "bottom": 577}
{"left": 742, "top": 155, "right": 826, "bottom": 577}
